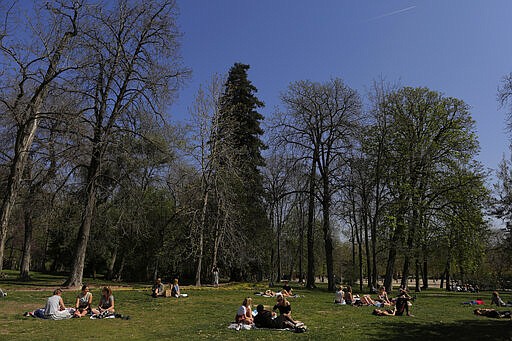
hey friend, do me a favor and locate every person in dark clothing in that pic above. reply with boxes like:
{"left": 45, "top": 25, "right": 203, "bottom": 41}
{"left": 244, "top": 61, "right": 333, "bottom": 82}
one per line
{"left": 282, "top": 280, "right": 293, "bottom": 297}
{"left": 151, "top": 278, "right": 165, "bottom": 298}
{"left": 394, "top": 288, "right": 414, "bottom": 316}
{"left": 254, "top": 305, "right": 296, "bottom": 329}
{"left": 474, "top": 308, "right": 512, "bottom": 318}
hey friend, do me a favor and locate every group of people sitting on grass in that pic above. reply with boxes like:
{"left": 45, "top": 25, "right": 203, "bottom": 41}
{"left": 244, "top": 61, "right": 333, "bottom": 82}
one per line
{"left": 234, "top": 293, "right": 306, "bottom": 331}
{"left": 24, "top": 285, "right": 124, "bottom": 320}
{"left": 335, "top": 285, "right": 415, "bottom": 316}
{"left": 151, "top": 278, "right": 187, "bottom": 298}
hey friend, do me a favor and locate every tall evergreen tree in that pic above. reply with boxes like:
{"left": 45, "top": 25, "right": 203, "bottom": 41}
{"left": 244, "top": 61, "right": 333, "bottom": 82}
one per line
{"left": 213, "top": 63, "right": 268, "bottom": 280}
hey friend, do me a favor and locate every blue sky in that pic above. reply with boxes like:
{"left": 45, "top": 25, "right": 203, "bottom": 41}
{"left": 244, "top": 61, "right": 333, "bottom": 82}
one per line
{"left": 175, "top": 0, "right": 512, "bottom": 175}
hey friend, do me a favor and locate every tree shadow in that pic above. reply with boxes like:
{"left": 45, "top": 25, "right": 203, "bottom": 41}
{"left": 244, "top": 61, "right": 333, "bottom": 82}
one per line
{"left": 367, "top": 318, "right": 512, "bottom": 341}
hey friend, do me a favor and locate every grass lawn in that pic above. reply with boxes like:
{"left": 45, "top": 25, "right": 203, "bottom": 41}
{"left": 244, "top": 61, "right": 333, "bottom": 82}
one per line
{"left": 1, "top": 270, "right": 511, "bottom": 340}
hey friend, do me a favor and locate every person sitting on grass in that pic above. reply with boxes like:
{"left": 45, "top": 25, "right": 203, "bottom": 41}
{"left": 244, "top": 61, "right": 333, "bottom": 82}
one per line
{"left": 235, "top": 297, "right": 254, "bottom": 325}
{"left": 254, "top": 304, "right": 296, "bottom": 329}
{"left": 73, "top": 285, "right": 93, "bottom": 318}
{"left": 171, "top": 278, "right": 188, "bottom": 298}
{"left": 44, "top": 288, "right": 73, "bottom": 320}
{"left": 491, "top": 291, "right": 509, "bottom": 307}
{"left": 273, "top": 294, "right": 302, "bottom": 326}
{"left": 152, "top": 278, "right": 165, "bottom": 298}
{"left": 344, "top": 286, "right": 354, "bottom": 305}
{"left": 376, "top": 286, "right": 391, "bottom": 306}
{"left": 24, "top": 289, "right": 72, "bottom": 319}
{"left": 334, "top": 285, "right": 345, "bottom": 304}
{"left": 281, "top": 280, "right": 293, "bottom": 297}
{"left": 92, "top": 286, "right": 115, "bottom": 316}
{"left": 394, "top": 288, "right": 414, "bottom": 316}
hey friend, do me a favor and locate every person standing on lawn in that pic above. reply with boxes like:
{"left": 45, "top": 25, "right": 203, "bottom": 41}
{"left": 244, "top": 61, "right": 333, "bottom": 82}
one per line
{"left": 212, "top": 266, "right": 219, "bottom": 287}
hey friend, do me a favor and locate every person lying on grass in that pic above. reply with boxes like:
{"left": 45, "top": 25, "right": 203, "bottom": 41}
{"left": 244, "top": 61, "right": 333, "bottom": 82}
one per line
{"left": 474, "top": 308, "right": 511, "bottom": 319}
{"left": 91, "top": 286, "right": 115, "bottom": 316}
{"left": 359, "top": 294, "right": 377, "bottom": 306}
{"left": 74, "top": 284, "right": 93, "bottom": 318}
{"left": 372, "top": 308, "right": 396, "bottom": 316}
{"left": 254, "top": 304, "right": 297, "bottom": 329}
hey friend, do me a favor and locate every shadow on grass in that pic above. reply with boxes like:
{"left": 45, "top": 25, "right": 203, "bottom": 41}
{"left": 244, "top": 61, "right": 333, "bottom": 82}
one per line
{"left": 0, "top": 271, "right": 68, "bottom": 288}
{"left": 367, "top": 318, "right": 512, "bottom": 341}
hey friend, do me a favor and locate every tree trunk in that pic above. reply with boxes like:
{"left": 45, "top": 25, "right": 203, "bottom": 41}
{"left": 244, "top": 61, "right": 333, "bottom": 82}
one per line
{"left": 363, "top": 210, "right": 372, "bottom": 292}
{"left": 414, "top": 258, "right": 421, "bottom": 292}
{"left": 116, "top": 254, "right": 126, "bottom": 282}
{"left": 371, "top": 142, "right": 383, "bottom": 291}
{"left": 384, "top": 211, "right": 405, "bottom": 292}
{"left": 444, "top": 258, "right": 451, "bottom": 291}
{"left": 106, "top": 244, "right": 118, "bottom": 280}
{"left": 351, "top": 221, "right": 356, "bottom": 286}
{"left": 357, "top": 221, "right": 363, "bottom": 292}
{"left": 276, "top": 203, "right": 282, "bottom": 282}
{"left": 19, "top": 203, "right": 34, "bottom": 281}
{"left": 306, "top": 152, "right": 317, "bottom": 289}
{"left": 195, "top": 225, "right": 204, "bottom": 286}
{"left": 422, "top": 252, "right": 429, "bottom": 290}
{"left": 298, "top": 199, "right": 305, "bottom": 284}
{"left": 195, "top": 188, "right": 210, "bottom": 286}
{"left": 321, "top": 176, "right": 335, "bottom": 291}
{"left": 0, "top": 119, "right": 40, "bottom": 271}
{"left": 0, "top": 9, "right": 77, "bottom": 271}
{"left": 64, "top": 155, "right": 99, "bottom": 287}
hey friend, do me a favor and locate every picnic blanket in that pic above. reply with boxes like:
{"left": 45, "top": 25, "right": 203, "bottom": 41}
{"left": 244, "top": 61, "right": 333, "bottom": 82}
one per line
{"left": 227, "top": 322, "right": 307, "bottom": 333}
{"left": 90, "top": 311, "right": 130, "bottom": 320}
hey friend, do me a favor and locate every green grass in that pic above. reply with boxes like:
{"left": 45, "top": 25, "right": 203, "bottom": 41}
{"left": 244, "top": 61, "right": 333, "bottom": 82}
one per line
{"left": 1, "top": 271, "right": 511, "bottom": 340}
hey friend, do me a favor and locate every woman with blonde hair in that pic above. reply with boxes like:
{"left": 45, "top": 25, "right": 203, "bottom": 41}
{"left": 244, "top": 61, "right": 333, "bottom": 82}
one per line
{"left": 334, "top": 285, "right": 345, "bottom": 304}
{"left": 376, "top": 286, "right": 391, "bottom": 306}
{"left": 235, "top": 297, "right": 254, "bottom": 324}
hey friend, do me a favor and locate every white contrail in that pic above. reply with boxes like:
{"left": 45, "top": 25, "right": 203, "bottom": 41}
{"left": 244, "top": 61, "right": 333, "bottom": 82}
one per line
{"left": 367, "top": 6, "right": 417, "bottom": 21}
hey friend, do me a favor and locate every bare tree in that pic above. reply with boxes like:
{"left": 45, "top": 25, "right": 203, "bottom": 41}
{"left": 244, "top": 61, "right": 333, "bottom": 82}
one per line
{"left": 0, "top": 1, "right": 80, "bottom": 272}
{"left": 64, "top": 0, "right": 189, "bottom": 287}
{"left": 186, "top": 75, "right": 223, "bottom": 285}
{"left": 498, "top": 73, "right": 512, "bottom": 132}
{"left": 276, "top": 79, "right": 362, "bottom": 291}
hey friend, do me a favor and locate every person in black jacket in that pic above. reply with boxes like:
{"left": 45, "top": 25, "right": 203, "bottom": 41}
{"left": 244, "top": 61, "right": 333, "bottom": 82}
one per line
{"left": 254, "top": 305, "right": 295, "bottom": 329}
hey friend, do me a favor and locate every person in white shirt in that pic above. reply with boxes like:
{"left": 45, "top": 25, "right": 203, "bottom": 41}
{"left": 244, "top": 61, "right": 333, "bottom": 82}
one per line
{"left": 44, "top": 288, "right": 72, "bottom": 320}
